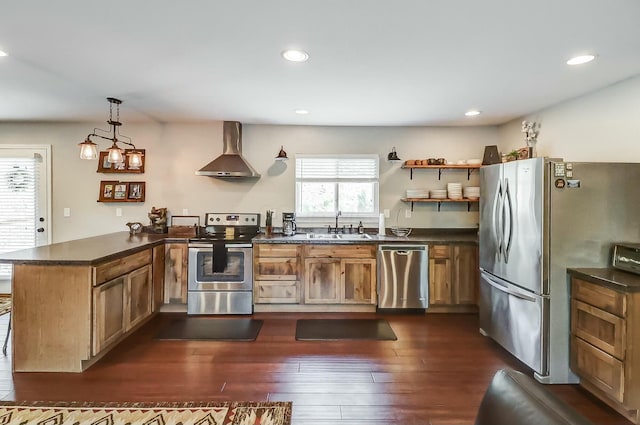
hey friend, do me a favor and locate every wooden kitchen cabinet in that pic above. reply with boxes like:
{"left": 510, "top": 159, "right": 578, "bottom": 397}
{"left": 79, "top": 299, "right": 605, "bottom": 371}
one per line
{"left": 254, "top": 244, "right": 301, "bottom": 304}
{"left": 569, "top": 274, "right": 640, "bottom": 424}
{"left": 92, "top": 275, "right": 126, "bottom": 356}
{"left": 303, "top": 244, "right": 376, "bottom": 305}
{"left": 152, "top": 244, "right": 165, "bottom": 312}
{"left": 164, "top": 242, "right": 188, "bottom": 304}
{"left": 92, "top": 255, "right": 153, "bottom": 356}
{"left": 126, "top": 264, "right": 153, "bottom": 331}
{"left": 428, "top": 244, "right": 479, "bottom": 312}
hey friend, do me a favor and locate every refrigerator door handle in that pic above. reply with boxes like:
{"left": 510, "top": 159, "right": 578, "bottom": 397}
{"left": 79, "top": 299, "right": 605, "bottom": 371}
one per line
{"left": 503, "top": 177, "right": 514, "bottom": 263}
{"left": 494, "top": 179, "right": 504, "bottom": 260}
{"left": 481, "top": 271, "right": 537, "bottom": 302}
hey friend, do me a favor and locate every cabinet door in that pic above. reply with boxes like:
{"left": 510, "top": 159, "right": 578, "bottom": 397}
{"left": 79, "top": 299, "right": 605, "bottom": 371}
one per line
{"left": 126, "top": 265, "right": 153, "bottom": 331}
{"left": 342, "top": 258, "right": 376, "bottom": 304}
{"left": 164, "top": 243, "right": 188, "bottom": 304}
{"left": 429, "top": 256, "right": 452, "bottom": 305}
{"left": 255, "top": 281, "right": 300, "bottom": 303}
{"left": 453, "top": 245, "right": 479, "bottom": 305}
{"left": 304, "top": 258, "right": 341, "bottom": 303}
{"left": 93, "top": 276, "right": 126, "bottom": 356}
{"left": 152, "top": 244, "right": 165, "bottom": 312}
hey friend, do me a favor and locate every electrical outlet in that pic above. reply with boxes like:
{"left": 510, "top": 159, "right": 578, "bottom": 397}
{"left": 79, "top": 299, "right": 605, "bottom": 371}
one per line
{"left": 405, "top": 209, "right": 411, "bottom": 219}
{"left": 383, "top": 209, "right": 390, "bottom": 218}
{"left": 116, "top": 208, "right": 122, "bottom": 217}
{"left": 182, "top": 209, "right": 189, "bottom": 215}
{"left": 63, "top": 208, "right": 70, "bottom": 217}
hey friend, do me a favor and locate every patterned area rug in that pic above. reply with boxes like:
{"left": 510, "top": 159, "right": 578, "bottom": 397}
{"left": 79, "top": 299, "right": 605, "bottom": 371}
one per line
{"left": 0, "top": 401, "right": 292, "bottom": 424}
{"left": 0, "top": 297, "right": 10, "bottom": 316}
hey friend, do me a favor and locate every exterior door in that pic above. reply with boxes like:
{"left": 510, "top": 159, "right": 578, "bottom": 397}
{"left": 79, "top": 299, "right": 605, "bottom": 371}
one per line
{"left": 0, "top": 145, "right": 51, "bottom": 291}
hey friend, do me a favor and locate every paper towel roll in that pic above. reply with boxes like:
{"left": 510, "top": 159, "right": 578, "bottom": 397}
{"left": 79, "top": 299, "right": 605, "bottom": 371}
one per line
{"left": 378, "top": 213, "right": 385, "bottom": 235}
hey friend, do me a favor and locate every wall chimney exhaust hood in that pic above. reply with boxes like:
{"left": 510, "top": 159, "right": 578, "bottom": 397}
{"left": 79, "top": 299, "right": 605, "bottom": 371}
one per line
{"left": 196, "top": 121, "right": 261, "bottom": 178}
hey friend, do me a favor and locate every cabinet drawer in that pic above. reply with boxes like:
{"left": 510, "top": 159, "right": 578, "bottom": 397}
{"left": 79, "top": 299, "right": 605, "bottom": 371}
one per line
{"left": 255, "top": 244, "right": 298, "bottom": 258}
{"left": 255, "top": 257, "right": 298, "bottom": 280}
{"left": 254, "top": 281, "right": 300, "bottom": 304}
{"left": 429, "top": 245, "right": 451, "bottom": 259}
{"left": 571, "top": 299, "right": 626, "bottom": 359}
{"left": 95, "top": 249, "right": 152, "bottom": 286}
{"left": 571, "top": 336, "right": 624, "bottom": 403}
{"left": 572, "top": 278, "right": 626, "bottom": 317}
{"left": 305, "top": 244, "right": 375, "bottom": 258}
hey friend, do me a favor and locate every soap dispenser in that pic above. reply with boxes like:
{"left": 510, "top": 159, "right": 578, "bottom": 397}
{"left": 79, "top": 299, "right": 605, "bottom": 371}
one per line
{"left": 357, "top": 221, "right": 364, "bottom": 234}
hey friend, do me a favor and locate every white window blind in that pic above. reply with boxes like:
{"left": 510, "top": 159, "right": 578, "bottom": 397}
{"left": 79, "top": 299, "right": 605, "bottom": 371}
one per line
{"left": 0, "top": 157, "right": 38, "bottom": 279}
{"left": 295, "top": 154, "right": 379, "bottom": 220}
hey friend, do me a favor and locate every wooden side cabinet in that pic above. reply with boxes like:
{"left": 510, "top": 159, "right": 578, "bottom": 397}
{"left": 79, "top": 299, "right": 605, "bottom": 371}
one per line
{"left": 254, "top": 244, "right": 301, "bottom": 304}
{"left": 125, "top": 264, "right": 153, "bottom": 331}
{"left": 152, "top": 244, "right": 165, "bottom": 312}
{"left": 164, "top": 242, "right": 188, "bottom": 304}
{"left": 428, "top": 244, "right": 479, "bottom": 312}
{"left": 93, "top": 276, "right": 126, "bottom": 355}
{"left": 569, "top": 275, "right": 640, "bottom": 424}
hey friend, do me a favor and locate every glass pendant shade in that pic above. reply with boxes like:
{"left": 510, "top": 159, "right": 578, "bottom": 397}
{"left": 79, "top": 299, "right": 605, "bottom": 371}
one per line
{"left": 78, "top": 138, "right": 98, "bottom": 160}
{"left": 127, "top": 150, "right": 144, "bottom": 168}
{"left": 107, "top": 145, "right": 125, "bottom": 164}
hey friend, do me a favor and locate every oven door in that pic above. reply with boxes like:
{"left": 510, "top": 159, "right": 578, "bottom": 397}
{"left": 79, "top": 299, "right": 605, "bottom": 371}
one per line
{"left": 188, "top": 243, "right": 253, "bottom": 291}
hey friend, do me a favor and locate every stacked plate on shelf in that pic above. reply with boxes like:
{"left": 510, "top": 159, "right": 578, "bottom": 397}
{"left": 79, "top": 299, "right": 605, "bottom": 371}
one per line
{"left": 429, "top": 189, "right": 448, "bottom": 199}
{"left": 463, "top": 186, "right": 480, "bottom": 199}
{"left": 447, "top": 182, "right": 463, "bottom": 199}
{"left": 406, "top": 189, "right": 430, "bottom": 198}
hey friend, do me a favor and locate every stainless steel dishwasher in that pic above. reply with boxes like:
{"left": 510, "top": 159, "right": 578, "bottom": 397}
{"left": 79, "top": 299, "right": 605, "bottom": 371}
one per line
{"left": 377, "top": 245, "right": 429, "bottom": 312}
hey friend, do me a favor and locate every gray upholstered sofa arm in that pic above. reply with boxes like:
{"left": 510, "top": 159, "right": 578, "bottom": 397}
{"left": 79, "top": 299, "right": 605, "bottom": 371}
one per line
{"left": 474, "top": 369, "right": 594, "bottom": 425}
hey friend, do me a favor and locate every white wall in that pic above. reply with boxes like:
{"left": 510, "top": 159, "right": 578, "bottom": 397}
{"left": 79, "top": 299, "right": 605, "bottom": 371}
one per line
{"left": 498, "top": 75, "right": 640, "bottom": 160}
{"left": 0, "top": 122, "right": 497, "bottom": 242}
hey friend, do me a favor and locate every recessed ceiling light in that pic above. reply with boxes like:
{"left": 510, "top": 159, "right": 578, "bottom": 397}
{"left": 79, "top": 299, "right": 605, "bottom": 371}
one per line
{"left": 0, "top": 50, "right": 7, "bottom": 57}
{"left": 566, "top": 54, "right": 595, "bottom": 66}
{"left": 465, "top": 110, "right": 481, "bottom": 117}
{"left": 282, "top": 49, "right": 309, "bottom": 62}
{"left": 295, "top": 109, "right": 309, "bottom": 115}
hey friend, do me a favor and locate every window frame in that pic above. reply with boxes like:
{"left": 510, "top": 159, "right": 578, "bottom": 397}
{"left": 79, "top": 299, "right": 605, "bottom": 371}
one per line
{"left": 295, "top": 154, "right": 380, "bottom": 224}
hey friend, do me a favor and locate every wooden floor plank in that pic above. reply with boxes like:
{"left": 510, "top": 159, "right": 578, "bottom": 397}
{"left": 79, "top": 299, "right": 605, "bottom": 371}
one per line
{"left": 0, "top": 312, "right": 630, "bottom": 425}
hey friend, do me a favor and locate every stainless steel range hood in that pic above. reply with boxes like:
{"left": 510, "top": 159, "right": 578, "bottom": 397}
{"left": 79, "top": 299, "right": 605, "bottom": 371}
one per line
{"left": 196, "top": 121, "right": 260, "bottom": 178}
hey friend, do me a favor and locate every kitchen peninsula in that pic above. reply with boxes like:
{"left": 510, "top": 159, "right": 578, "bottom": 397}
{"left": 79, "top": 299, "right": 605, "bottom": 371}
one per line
{"left": 0, "top": 229, "right": 478, "bottom": 373}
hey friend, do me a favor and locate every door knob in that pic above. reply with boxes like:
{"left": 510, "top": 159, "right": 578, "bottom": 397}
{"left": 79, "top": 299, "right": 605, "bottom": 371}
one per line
{"left": 37, "top": 227, "right": 45, "bottom": 232}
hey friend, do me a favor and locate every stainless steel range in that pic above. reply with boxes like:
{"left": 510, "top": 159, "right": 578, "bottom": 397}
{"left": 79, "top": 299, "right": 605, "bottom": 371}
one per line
{"left": 187, "top": 213, "right": 260, "bottom": 315}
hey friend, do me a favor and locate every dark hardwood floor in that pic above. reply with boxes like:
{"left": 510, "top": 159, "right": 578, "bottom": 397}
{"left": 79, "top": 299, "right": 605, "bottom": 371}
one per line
{"left": 0, "top": 312, "right": 629, "bottom": 424}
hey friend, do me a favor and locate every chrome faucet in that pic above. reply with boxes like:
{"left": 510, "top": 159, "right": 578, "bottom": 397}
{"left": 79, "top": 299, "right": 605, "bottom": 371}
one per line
{"left": 335, "top": 210, "right": 342, "bottom": 233}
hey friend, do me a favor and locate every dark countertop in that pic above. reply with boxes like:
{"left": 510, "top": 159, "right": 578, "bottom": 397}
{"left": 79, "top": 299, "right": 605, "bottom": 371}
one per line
{"left": 253, "top": 228, "right": 478, "bottom": 245}
{"left": 0, "top": 228, "right": 477, "bottom": 266}
{"left": 0, "top": 232, "right": 167, "bottom": 266}
{"left": 568, "top": 267, "right": 640, "bottom": 293}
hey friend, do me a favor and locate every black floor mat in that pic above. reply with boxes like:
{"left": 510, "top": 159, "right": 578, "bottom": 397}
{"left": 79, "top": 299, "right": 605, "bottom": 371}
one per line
{"left": 154, "top": 317, "right": 263, "bottom": 341}
{"left": 295, "top": 319, "right": 397, "bottom": 341}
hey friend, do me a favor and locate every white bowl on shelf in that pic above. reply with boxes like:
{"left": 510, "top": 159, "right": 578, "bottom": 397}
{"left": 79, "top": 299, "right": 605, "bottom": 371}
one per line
{"left": 467, "top": 159, "right": 482, "bottom": 165}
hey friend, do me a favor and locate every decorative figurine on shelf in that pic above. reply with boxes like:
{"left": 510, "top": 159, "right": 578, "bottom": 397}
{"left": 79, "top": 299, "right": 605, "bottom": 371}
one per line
{"left": 126, "top": 222, "right": 143, "bottom": 235}
{"left": 144, "top": 206, "right": 168, "bottom": 233}
{"left": 521, "top": 120, "right": 541, "bottom": 157}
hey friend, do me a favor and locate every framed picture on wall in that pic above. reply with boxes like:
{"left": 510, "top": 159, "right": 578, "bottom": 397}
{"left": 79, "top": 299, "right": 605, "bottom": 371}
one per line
{"left": 127, "top": 182, "right": 145, "bottom": 201}
{"left": 98, "top": 181, "right": 118, "bottom": 202}
{"left": 97, "top": 150, "right": 145, "bottom": 174}
{"left": 114, "top": 183, "right": 127, "bottom": 200}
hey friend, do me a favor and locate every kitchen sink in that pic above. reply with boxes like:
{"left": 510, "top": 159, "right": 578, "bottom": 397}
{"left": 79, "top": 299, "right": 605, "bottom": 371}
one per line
{"left": 338, "top": 234, "right": 372, "bottom": 240}
{"left": 306, "top": 233, "right": 341, "bottom": 239}
{"left": 306, "top": 233, "right": 372, "bottom": 240}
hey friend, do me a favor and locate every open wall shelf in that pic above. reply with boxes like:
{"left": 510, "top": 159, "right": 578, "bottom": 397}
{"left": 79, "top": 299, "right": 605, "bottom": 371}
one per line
{"left": 401, "top": 164, "right": 481, "bottom": 180}
{"left": 401, "top": 198, "right": 479, "bottom": 212}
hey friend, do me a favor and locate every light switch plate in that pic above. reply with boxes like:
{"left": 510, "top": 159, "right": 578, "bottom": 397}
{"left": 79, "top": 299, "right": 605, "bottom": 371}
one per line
{"left": 182, "top": 209, "right": 189, "bottom": 215}
{"left": 63, "top": 208, "right": 70, "bottom": 217}
{"left": 383, "top": 209, "right": 390, "bottom": 218}
{"left": 116, "top": 208, "right": 122, "bottom": 217}
{"left": 405, "top": 209, "right": 411, "bottom": 218}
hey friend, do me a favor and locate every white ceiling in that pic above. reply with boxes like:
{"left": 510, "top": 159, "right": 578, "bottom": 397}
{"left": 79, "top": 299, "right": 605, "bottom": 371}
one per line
{"left": 1, "top": 0, "right": 640, "bottom": 127}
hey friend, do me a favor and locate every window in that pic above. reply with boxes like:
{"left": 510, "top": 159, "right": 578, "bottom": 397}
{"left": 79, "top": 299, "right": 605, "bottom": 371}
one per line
{"left": 295, "top": 154, "right": 379, "bottom": 221}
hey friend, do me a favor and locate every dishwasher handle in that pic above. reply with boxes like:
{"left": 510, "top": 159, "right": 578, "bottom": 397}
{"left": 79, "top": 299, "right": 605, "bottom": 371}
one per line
{"left": 379, "top": 245, "right": 427, "bottom": 252}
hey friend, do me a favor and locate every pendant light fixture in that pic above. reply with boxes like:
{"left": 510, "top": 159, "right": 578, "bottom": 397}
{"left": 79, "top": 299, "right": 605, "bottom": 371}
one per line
{"left": 275, "top": 145, "right": 289, "bottom": 161}
{"left": 78, "top": 97, "right": 143, "bottom": 167}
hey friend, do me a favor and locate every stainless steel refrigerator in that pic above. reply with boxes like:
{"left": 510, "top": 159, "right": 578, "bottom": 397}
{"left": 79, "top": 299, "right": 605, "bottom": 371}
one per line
{"left": 479, "top": 157, "right": 640, "bottom": 384}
